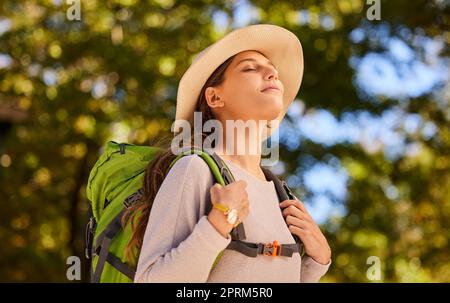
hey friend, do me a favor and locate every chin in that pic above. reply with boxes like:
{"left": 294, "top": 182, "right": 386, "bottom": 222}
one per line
{"left": 261, "top": 108, "right": 282, "bottom": 121}
{"left": 265, "top": 102, "right": 283, "bottom": 120}
{"left": 253, "top": 95, "right": 283, "bottom": 119}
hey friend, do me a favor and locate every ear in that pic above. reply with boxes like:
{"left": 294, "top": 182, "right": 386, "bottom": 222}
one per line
{"left": 205, "top": 87, "right": 225, "bottom": 108}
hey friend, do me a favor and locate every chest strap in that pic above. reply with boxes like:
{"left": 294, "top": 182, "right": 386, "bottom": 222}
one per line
{"left": 227, "top": 240, "right": 303, "bottom": 258}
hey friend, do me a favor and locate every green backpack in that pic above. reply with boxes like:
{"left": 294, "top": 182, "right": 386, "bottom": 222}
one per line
{"left": 85, "top": 140, "right": 303, "bottom": 283}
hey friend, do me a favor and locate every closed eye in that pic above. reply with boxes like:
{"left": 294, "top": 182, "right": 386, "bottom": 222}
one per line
{"left": 243, "top": 65, "right": 278, "bottom": 73}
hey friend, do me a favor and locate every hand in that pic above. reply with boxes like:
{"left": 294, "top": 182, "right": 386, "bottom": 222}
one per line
{"left": 207, "top": 180, "right": 250, "bottom": 238}
{"left": 280, "top": 199, "right": 331, "bottom": 265}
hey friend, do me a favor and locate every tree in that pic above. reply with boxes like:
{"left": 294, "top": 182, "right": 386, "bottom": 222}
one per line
{"left": 0, "top": 0, "right": 448, "bottom": 282}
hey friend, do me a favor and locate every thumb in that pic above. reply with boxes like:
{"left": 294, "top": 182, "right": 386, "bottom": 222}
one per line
{"left": 213, "top": 183, "right": 223, "bottom": 189}
{"left": 210, "top": 183, "right": 222, "bottom": 194}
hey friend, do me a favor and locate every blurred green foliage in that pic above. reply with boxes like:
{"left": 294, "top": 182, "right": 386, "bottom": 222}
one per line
{"left": 0, "top": 0, "right": 448, "bottom": 282}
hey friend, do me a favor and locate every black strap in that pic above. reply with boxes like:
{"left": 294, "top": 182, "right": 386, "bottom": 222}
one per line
{"left": 210, "top": 152, "right": 246, "bottom": 241}
{"left": 261, "top": 167, "right": 304, "bottom": 249}
{"left": 92, "top": 237, "right": 112, "bottom": 282}
{"left": 210, "top": 152, "right": 235, "bottom": 185}
{"left": 227, "top": 241, "right": 260, "bottom": 257}
{"left": 227, "top": 240, "right": 303, "bottom": 258}
{"left": 85, "top": 217, "right": 96, "bottom": 259}
{"left": 208, "top": 153, "right": 302, "bottom": 249}
{"left": 276, "top": 243, "right": 303, "bottom": 257}
{"left": 119, "top": 143, "right": 126, "bottom": 154}
{"left": 91, "top": 210, "right": 125, "bottom": 283}
{"left": 106, "top": 252, "right": 135, "bottom": 280}
{"left": 92, "top": 211, "right": 121, "bottom": 257}
{"left": 85, "top": 205, "right": 96, "bottom": 282}
{"left": 85, "top": 206, "right": 96, "bottom": 260}
{"left": 261, "top": 167, "right": 290, "bottom": 200}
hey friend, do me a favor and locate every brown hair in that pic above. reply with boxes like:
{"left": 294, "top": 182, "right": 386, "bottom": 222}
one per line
{"left": 121, "top": 54, "right": 237, "bottom": 264}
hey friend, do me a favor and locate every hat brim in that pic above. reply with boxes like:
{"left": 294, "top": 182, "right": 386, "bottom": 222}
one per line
{"left": 174, "top": 24, "right": 303, "bottom": 141}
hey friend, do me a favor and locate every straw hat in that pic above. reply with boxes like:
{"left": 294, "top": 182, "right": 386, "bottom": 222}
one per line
{"left": 174, "top": 24, "right": 303, "bottom": 141}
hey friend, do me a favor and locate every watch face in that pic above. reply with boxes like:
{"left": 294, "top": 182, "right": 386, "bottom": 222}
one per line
{"left": 226, "top": 209, "right": 238, "bottom": 225}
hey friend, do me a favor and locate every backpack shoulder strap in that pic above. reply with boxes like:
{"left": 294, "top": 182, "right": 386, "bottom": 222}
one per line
{"left": 210, "top": 152, "right": 246, "bottom": 241}
{"left": 224, "top": 167, "right": 305, "bottom": 259}
{"left": 262, "top": 167, "right": 304, "bottom": 250}
{"left": 168, "top": 147, "right": 246, "bottom": 241}
{"left": 261, "top": 167, "right": 297, "bottom": 201}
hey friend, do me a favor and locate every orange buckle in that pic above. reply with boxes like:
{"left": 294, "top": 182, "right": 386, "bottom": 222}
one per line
{"left": 263, "top": 240, "right": 281, "bottom": 256}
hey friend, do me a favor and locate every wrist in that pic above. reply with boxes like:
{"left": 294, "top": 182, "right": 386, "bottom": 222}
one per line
{"left": 213, "top": 203, "right": 239, "bottom": 226}
{"left": 207, "top": 208, "right": 234, "bottom": 239}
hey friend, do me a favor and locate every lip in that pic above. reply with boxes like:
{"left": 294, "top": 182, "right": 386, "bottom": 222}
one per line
{"left": 261, "top": 85, "right": 281, "bottom": 93}
{"left": 261, "top": 87, "right": 281, "bottom": 93}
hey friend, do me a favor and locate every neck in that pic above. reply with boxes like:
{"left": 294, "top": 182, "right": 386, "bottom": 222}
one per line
{"left": 212, "top": 124, "right": 267, "bottom": 181}
{"left": 215, "top": 151, "right": 263, "bottom": 174}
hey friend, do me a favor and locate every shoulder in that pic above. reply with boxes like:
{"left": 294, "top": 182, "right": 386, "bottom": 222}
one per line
{"left": 167, "top": 154, "right": 214, "bottom": 183}
{"left": 164, "top": 154, "right": 216, "bottom": 214}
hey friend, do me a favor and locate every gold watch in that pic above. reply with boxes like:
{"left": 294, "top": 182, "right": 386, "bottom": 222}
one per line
{"left": 213, "top": 203, "right": 239, "bottom": 226}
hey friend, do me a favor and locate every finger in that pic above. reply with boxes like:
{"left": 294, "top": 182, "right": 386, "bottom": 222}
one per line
{"left": 285, "top": 212, "right": 323, "bottom": 243}
{"left": 282, "top": 207, "right": 307, "bottom": 224}
{"left": 288, "top": 225, "right": 312, "bottom": 241}
{"left": 289, "top": 199, "right": 308, "bottom": 213}
{"left": 280, "top": 200, "right": 301, "bottom": 211}
{"left": 282, "top": 205, "right": 311, "bottom": 222}
{"left": 289, "top": 225, "right": 317, "bottom": 240}
{"left": 280, "top": 199, "right": 305, "bottom": 212}
{"left": 280, "top": 200, "right": 313, "bottom": 221}
{"left": 283, "top": 208, "right": 312, "bottom": 226}
{"left": 279, "top": 199, "right": 293, "bottom": 207}
{"left": 295, "top": 203, "right": 314, "bottom": 222}
{"left": 285, "top": 215, "right": 310, "bottom": 229}
{"left": 210, "top": 184, "right": 222, "bottom": 200}
{"left": 294, "top": 199, "right": 308, "bottom": 213}
{"left": 280, "top": 198, "right": 307, "bottom": 210}
{"left": 211, "top": 183, "right": 221, "bottom": 190}
{"left": 289, "top": 217, "right": 323, "bottom": 245}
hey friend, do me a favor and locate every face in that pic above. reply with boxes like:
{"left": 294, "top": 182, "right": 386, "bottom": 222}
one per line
{"left": 206, "top": 50, "right": 284, "bottom": 127}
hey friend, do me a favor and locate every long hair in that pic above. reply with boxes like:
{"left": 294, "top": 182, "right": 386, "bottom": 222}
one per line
{"left": 121, "top": 54, "right": 237, "bottom": 264}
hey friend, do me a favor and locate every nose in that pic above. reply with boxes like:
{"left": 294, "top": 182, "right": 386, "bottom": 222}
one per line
{"left": 264, "top": 66, "right": 279, "bottom": 81}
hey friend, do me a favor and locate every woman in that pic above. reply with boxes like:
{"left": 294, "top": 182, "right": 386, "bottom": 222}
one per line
{"left": 125, "top": 24, "right": 332, "bottom": 282}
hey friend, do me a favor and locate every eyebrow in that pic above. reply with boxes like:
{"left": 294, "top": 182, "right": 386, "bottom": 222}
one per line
{"left": 235, "top": 58, "right": 277, "bottom": 70}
